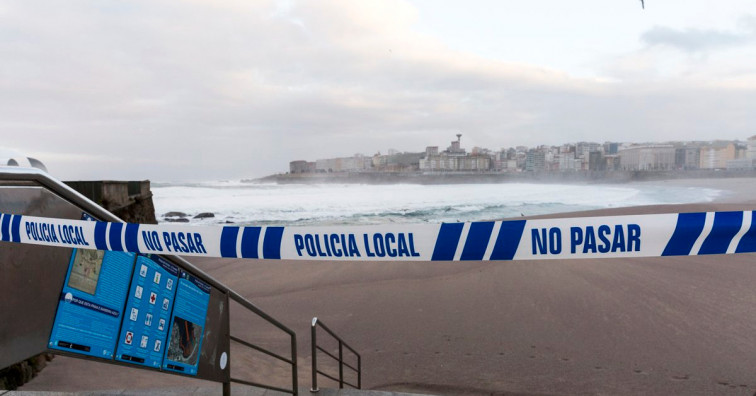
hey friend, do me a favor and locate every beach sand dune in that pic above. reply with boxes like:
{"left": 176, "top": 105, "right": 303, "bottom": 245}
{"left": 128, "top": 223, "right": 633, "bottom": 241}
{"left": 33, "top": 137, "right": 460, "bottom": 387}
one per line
{"left": 20, "top": 180, "right": 756, "bottom": 395}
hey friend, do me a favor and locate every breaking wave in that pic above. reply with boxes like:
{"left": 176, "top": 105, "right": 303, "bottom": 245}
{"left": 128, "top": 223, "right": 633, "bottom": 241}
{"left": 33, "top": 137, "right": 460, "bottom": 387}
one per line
{"left": 151, "top": 182, "right": 722, "bottom": 226}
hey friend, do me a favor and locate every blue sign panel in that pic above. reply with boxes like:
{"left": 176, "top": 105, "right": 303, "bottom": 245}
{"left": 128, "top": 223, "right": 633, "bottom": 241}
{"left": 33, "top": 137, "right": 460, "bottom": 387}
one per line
{"left": 162, "top": 272, "right": 211, "bottom": 376}
{"left": 115, "top": 254, "right": 179, "bottom": 368}
{"left": 48, "top": 249, "right": 136, "bottom": 359}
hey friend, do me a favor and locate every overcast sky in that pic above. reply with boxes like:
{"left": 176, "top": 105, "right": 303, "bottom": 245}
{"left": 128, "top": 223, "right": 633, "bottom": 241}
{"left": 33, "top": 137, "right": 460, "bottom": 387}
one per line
{"left": 2, "top": 0, "right": 756, "bottom": 181}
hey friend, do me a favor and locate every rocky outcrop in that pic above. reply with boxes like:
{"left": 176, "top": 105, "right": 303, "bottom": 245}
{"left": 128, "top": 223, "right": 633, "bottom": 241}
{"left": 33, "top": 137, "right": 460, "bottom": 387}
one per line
{"left": 0, "top": 354, "right": 54, "bottom": 390}
{"left": 164, "top": 217, "right": 190, "bottom": 223}
{"left": 164, "top": 211, "right": 188, "bottom": 218}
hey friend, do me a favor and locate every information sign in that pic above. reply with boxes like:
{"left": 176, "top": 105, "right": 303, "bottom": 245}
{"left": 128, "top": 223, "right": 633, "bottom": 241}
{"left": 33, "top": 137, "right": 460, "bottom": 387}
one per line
{"left": 48, "top": 249, "right": 136, "bottom": 359}
{"left": 115, "top": 254, "right": 179, "bottom": 368}
{"left": 162, "top": 272, "right": 211, "bottom": 376}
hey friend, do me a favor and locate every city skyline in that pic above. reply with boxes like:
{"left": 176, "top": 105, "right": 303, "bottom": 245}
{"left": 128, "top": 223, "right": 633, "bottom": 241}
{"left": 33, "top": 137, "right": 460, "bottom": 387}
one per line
{"left": 287, "top": 134, "right": 756, "bottom": 175}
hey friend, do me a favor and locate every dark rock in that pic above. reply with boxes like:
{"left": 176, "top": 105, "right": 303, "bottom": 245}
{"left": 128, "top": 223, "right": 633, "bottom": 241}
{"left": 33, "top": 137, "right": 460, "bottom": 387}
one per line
{"left": 113, "top": 196, "right": 158, "bottom": 225}
{"left": 21, "top": 361, "right": 32, "bottom": 383}
{"left": 193, "top": 212, "right": 215, "bottom": 219}
{"left": 30, "top": 354, "right": 47, "bottom": 375}
{"left": 164, "top": 217, "right": 190, "bottom": 223}
{"left": 164, "top": 211, "right": 188, "bottom": 218}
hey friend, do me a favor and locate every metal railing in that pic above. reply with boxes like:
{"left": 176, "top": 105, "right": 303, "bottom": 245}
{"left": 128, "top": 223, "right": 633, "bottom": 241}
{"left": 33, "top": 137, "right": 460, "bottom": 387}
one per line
{"left": 225, "top": 289, "right": 298, "bottom": 396}
{"left": 0, "top": 169, "right": 298, "bottom": 396}
{"left": 310, "top": 318, "right": 361, "bottom": 392}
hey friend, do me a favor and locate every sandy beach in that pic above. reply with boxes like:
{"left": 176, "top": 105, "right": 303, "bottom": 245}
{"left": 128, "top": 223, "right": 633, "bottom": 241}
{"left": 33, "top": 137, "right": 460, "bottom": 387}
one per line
{"left": 629, "top": 177, "right": 756, "bottom": 204}
{"left": 18, "top": 177, "right": 756, "bottom": 395}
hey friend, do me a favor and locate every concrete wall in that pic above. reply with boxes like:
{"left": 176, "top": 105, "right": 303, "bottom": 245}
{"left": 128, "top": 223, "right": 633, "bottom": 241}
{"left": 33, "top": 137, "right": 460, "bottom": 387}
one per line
{"left": 64, "top": 181, "right": 157, "bottom": 224}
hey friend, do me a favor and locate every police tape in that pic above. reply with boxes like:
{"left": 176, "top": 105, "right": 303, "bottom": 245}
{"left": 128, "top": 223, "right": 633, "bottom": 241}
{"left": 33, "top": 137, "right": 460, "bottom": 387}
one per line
{"left": 1, "top": 211, "right": 755, "bottom": 261}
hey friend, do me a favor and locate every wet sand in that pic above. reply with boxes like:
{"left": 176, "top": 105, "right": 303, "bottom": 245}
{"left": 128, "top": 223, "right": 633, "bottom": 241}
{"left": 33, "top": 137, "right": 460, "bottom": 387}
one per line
{"left": 629, "top": 177, "right": 756, "bottom": 204}
{"left": 20, "top": 178, "right": 756, "bottom": 395}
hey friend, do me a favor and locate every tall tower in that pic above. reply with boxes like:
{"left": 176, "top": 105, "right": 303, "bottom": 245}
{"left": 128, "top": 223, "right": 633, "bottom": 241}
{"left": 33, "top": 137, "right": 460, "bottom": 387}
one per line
{"left": 450, "top": 133, "right": 463, "bottom": 153}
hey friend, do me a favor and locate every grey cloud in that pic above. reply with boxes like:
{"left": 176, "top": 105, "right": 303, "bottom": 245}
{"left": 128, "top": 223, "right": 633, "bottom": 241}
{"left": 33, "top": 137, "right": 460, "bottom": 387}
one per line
{"left": 2, "top": 1, "right": 756, "bottom": 181}
{"left": 641, "top": 26, "right": 752, "bottom": 52}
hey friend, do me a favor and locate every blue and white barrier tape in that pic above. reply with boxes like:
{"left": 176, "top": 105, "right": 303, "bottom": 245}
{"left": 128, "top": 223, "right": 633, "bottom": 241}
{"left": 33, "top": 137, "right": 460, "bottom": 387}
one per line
{"left": 2, "top": 211, "right": 756, "bottom": 261}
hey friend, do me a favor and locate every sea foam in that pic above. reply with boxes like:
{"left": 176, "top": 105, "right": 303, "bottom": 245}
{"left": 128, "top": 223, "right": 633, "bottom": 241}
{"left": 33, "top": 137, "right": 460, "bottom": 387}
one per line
{"left": 151, "top": 182, "right": 721, "bottom": 226}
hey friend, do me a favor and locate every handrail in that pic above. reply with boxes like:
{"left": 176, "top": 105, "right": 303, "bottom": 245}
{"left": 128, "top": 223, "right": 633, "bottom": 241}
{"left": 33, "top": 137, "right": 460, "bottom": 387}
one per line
{"left": 226, "top": 290, "right": 298, "bottom": 396}
{"left": 0, "top": 168, "right": 298, "bottom": 396}
{"left": 310, "top": 317, "right": 361, "bottom": 392}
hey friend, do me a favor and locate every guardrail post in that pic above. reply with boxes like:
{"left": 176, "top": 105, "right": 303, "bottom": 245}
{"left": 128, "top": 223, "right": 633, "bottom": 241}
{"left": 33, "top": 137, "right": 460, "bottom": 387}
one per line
{"left": 310, "top": 318, "right": 319, "bottom": 393}
{"left": 224, "top": 291, "right": 231, "bottom": 396}
{"left": 338, "top": 340, "right": 344, "bottom": 389}
{"left": 357, "top": 354, "right": 361, "bottom": 389}
{"left": 292, "top": 334, "right": 299, "bottom": 396}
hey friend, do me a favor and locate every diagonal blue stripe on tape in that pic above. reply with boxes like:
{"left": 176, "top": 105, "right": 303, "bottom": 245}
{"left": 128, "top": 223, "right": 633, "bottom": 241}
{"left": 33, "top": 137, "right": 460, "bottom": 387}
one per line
{"left": 431, "top": 223, "right": 464, "bottom": 261}
{"left": 1, "top": 214, "right": 10, "bottom": 242}
{"left": 460, "top": 222, "right": 495, "bottom": 261}
{"left": 736, "top": 211, "right": 756, "bottom": 253}
{"left": 699, "top": 211, "right": 743, "bottom": 255}
{"left": 109, "top": 223, "right": 124, "bottom": 251}
{"left": 125, "top": 223, "right": 140, "bottom": 254}
{"left": 94, "top": 222, "right": 108, "bottom": 250}
{"left": 220, "top": 226, "right": 239, "bottom": 258}
{"left": 263, "top": 227, "right": 284, "bottom": 259}
{"left": 662, "top": 212, "right": 706, "bottom": 256}
{"left": 10, "top": 215, "right": 21, "bottom": 242}
{"left": 490, "top": 220, "right": 526, "bottom": 261}
{"left": 240, "top": 227, "right": 261, "bottom": 259}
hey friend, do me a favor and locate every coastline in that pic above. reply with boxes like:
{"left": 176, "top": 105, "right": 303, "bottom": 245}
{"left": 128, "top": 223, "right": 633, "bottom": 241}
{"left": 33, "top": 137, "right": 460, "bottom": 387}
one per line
{"left": 254, "top": 169, "right": 756, "bottom": 186}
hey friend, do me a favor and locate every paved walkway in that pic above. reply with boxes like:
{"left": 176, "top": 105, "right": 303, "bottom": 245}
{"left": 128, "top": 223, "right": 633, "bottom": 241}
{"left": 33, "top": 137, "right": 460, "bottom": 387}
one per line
{"left": 4, "top": 387, "right": 434, "bottom": 396}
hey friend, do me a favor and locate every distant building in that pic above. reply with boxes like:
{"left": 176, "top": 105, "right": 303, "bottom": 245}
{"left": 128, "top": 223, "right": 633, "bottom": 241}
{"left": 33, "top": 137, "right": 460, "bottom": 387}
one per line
{"left": 727, "top": 158, "right": 753, "bottom": 170}
{"left": 420, "top": 134, "right": 491, "bottom": 171}
{"left": 674, "top": 145, "right": 701, "bottom": 170}
{"left": 619, "top": 145, "right": 676, "bottom": 171}
{"left": 447, "top": 134, "right": 465, "bottom": 155}
{"left": 525, "top": 149, "right": 546, "bottom": 172}
{"left": 604, "top": 154, "right": 621, "bottom": 171}
{"left": 289, "top": 160, "right": 311, "bottom": 174}
{"left": 588, "top": 151, "right": 605, "bottom": 171}
{"left": 576, "top": 142, "right": 602, "bottom": 158}
{"left": 747, "top": 135, "right": 756, "bottom": 161}
{"left": 557, "top": 151, "right": 579, "bottom": 171}
{"left": 316, "top": 154, "right": 372, "bottom": 172}
{"left": 699, "top": 142, "right": 737, "bottom": 170}
{"left": 604, "top": 142, "right": 619, "bottom": 155}
{"left": 385, "top": 152, "right": 423, "bottom": 172}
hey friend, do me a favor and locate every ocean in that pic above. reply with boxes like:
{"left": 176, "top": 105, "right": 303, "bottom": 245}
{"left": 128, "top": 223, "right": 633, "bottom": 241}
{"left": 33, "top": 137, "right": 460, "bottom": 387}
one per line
{"left": 151, "top": 181, "right": 722, "bottom": 226}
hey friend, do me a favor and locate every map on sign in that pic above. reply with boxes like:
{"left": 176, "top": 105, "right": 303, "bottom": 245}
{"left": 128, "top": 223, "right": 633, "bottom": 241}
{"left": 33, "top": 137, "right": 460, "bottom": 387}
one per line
{"left": 67, "top": 248, "right": 104, "bottom": 295}
{"left": 162, "top": 272, "right": 211, "bottom": 376}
